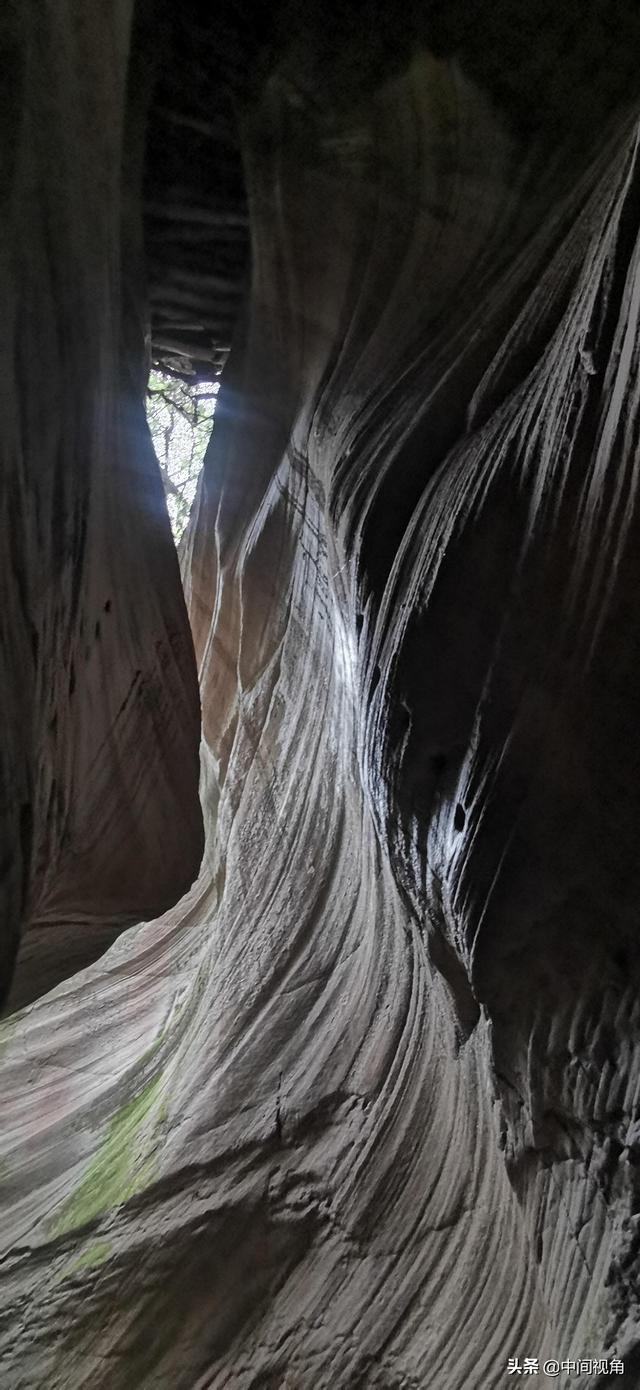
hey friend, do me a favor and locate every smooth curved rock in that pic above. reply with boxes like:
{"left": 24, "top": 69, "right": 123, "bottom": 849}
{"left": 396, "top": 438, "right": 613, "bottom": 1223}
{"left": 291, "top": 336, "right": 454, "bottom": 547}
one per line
{"left": 2, "top": 5, "right": 640, "bottom": 1389}
{"left": 1, "top": 0, "right": 204, "bottom": 1008}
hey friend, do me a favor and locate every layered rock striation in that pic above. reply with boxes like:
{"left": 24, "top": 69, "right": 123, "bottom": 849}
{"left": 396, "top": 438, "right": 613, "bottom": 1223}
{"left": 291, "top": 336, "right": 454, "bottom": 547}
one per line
{"left": 2, "top": 4, "right": 640, "bottom": 1388}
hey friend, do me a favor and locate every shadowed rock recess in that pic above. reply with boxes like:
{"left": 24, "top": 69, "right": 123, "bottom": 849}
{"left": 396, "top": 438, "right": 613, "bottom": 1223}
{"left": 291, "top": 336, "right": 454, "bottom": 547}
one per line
{"left": 2, "top": 2, "right": 640, "bottom": 1387}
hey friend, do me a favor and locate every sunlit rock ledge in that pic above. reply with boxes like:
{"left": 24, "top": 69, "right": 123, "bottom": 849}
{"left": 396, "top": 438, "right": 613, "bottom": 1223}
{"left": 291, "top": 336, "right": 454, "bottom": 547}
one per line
{"left": 2, "top": 3, "right": 640, "bottom": 1387}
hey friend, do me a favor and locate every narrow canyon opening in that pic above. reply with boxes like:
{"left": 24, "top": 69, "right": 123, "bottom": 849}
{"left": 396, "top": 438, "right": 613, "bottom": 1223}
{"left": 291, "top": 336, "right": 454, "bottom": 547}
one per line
{"left": 145, "top": 370, "right": 219, "bottom": 543}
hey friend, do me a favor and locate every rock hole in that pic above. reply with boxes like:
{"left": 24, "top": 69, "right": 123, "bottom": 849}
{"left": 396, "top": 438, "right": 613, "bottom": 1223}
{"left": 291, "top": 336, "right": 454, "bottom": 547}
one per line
{"left": 454, "top": 803, "right": 466, "bottom": 832}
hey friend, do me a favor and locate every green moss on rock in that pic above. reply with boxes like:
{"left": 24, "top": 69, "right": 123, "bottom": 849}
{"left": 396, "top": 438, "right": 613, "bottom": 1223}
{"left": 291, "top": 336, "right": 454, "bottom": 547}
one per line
{"left": 68, "top": 1240, "right": 113, "bottom": 1274}
{"left": 49, "top": 1074, "right": 164, "bottom": 1236}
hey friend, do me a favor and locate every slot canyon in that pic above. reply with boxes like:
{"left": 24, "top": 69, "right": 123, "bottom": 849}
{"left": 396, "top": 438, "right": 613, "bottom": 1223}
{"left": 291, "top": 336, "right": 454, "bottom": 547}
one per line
{"left": 2, "top": 3, "right": 640, "bottom": 1386}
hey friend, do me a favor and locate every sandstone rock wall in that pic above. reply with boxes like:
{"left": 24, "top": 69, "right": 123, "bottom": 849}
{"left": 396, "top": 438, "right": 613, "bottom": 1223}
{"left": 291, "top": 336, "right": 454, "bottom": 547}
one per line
{"left": 2, "top": 5, "right": 640, "bottom": 1388}
{"left": 1, "top": 0, "right": 203, "bottom": 1008}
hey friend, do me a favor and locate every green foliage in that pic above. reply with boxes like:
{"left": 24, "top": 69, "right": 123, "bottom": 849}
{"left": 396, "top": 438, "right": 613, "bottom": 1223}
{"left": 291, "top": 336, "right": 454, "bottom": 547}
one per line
{"left": 146, "top": 370, "right": 218, "bottom": 541}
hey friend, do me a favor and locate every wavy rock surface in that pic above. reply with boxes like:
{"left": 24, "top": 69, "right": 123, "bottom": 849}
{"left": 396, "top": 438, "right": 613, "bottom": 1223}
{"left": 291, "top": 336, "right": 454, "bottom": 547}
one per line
{"left": 2, "top": 5, "right": 640, "bottom": 1388}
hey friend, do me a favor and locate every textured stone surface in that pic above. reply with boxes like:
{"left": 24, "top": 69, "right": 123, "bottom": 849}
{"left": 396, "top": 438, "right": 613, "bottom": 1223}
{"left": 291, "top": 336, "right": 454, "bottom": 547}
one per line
{"left": 1, "top": 0, "right": 204, "bottom": 1007}
{"left": 2, "top": 4, "right": 640, "bottom": 1388}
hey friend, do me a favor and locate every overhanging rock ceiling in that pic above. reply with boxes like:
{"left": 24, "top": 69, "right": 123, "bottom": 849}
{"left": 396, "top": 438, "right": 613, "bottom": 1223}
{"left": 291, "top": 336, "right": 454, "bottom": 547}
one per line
{"left": 143, "top": 4, "right": 253, "bottom": 381}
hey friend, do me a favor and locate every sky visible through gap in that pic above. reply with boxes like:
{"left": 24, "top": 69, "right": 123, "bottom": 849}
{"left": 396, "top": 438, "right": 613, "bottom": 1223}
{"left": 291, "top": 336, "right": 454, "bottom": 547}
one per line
{"left": 146, "top": 370, "right": 219, "bottom": 541}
